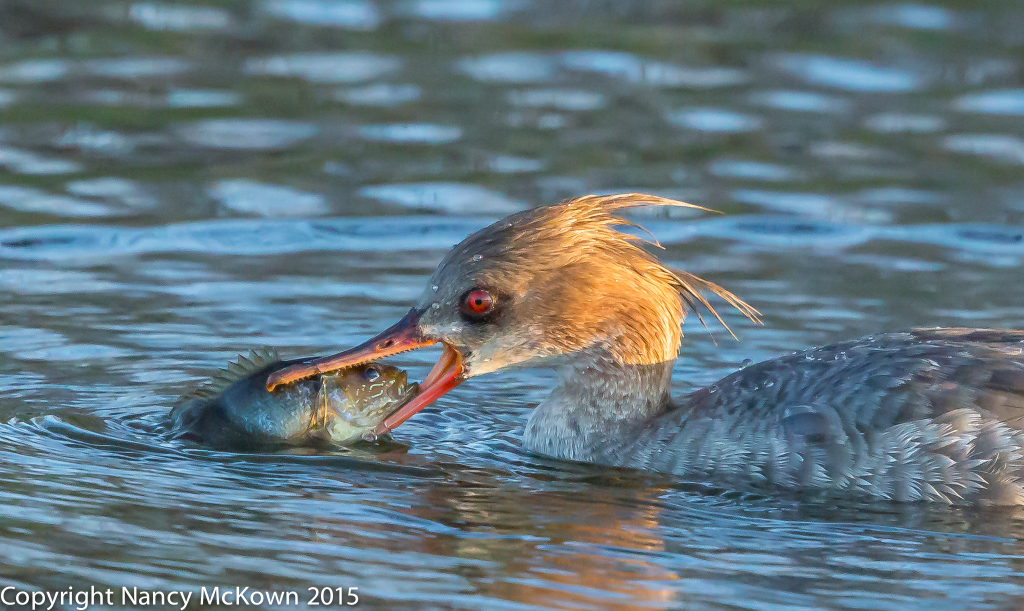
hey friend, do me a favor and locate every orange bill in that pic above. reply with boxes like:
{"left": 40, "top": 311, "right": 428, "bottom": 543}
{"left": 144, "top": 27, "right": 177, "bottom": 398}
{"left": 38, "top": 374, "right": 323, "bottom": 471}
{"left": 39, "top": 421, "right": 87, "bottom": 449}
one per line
{"left": 265, "top": 308, "right": 435, "bottom": 391}
{"left": 264, "top": 307, "right": 467, "bottom": 434}
{"left": 376, "top": 343, "right": 463, "bottom": 435}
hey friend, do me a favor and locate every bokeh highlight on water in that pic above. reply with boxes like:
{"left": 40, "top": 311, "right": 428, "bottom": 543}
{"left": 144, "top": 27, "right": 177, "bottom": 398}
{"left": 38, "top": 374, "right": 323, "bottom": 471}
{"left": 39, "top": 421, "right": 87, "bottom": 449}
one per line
{"left": 2, "top": 1, "right": 1024, "bottom": 609}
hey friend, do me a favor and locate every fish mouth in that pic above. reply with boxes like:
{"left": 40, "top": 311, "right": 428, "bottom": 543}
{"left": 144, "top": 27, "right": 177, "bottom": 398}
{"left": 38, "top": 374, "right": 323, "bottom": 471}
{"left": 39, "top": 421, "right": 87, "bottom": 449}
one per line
{"left": 374, "top": 343, "right": 462, "bottom": 434}
{"left": 265, "top": 308, "right": 465, "bottom": 435}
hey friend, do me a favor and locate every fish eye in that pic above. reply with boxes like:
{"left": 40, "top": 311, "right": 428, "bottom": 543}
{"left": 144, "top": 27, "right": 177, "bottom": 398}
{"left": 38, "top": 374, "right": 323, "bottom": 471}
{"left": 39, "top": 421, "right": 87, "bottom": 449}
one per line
{"left": 362, "top": 365, "right": 381, "bottom": 381}
{"left": 460, "top": 288, "right": 494, "bottom": 320}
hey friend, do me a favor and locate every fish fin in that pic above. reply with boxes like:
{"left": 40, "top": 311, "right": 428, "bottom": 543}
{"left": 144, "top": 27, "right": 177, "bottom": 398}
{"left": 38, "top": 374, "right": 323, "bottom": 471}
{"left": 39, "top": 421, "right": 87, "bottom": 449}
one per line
{"left": 191, "top": 347, "right": 281, "bottom": 399}
{"left": 245, "top": 347, "right": 281, "bottom": 369}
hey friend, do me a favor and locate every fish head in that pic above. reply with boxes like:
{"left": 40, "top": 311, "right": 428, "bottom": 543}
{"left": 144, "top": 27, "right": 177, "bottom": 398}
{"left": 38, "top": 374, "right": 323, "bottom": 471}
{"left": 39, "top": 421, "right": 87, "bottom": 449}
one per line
{"left": 319, "top": 363, "right": 420, "bottom": 443}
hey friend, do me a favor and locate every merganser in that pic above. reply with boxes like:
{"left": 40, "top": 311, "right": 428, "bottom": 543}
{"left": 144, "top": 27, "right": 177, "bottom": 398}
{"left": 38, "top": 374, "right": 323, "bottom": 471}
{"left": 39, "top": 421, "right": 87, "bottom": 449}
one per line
{"left": 266, "top": 194, "right": 1024, "bottom": 504}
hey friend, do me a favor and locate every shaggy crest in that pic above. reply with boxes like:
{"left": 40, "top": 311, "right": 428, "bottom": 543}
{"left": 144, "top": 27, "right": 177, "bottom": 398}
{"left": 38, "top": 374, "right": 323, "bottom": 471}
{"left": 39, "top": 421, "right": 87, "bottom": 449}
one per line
{"left": 495, "top": 193, "right": 763, "bottom": 339}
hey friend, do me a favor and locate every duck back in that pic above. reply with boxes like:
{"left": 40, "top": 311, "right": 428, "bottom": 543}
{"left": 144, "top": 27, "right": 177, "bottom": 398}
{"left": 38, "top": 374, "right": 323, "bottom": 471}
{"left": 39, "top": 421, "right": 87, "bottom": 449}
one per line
{"left": 606, "top": 328, "right": 1024, "bottom": 505}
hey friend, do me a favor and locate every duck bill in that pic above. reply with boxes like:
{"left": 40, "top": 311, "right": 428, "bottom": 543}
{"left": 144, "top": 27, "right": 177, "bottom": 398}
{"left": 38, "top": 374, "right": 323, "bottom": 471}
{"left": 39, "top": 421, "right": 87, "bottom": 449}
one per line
{"left": 265, "top": 308, "right": 437, "bottom": 391}
{"left": 376, "top": 343, "right": 463, "bottom": 434}
{"left": 263, "top": 307, "right": 466, "bottom": 433}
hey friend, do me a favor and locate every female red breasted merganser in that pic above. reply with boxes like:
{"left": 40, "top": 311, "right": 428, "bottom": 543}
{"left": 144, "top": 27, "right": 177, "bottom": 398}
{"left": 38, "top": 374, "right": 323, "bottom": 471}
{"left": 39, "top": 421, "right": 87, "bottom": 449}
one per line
{"left": 267, "top": 194, "right": 1024, "bottom": 504}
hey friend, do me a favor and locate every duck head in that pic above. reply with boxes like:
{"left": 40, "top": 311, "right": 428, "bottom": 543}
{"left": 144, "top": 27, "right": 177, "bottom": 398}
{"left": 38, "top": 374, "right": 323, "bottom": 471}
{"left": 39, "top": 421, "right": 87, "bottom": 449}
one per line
{"left": 266, "top": 193, "right": 760, "bottom": 434}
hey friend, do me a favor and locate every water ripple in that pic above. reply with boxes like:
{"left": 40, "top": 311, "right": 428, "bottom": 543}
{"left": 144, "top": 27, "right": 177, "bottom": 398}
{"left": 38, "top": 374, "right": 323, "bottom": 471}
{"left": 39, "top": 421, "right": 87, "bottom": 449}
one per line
{"left": 561, "top": 51, "right": 747, "bottom": 88}
{"left": 868, "top": 4, "right": 957, "bottom": 31}
{"left": 128, "top": 2, "right": 233, "bottom": 31}
{"left": 457, "top": 52, "right": 556, "bottom": 84}
{"left": 82, "top": 57, "right": 190, "bottom": 79}
{"left": 709, "top": 160, "right": 802, "bottom": 182}
{"left": 358, "top": 123, "right": 463, "bottom": 144}
{"left": 0, "top": 269, "right": 122, "bottom": 294}
{"left": 0, "top": 185, "right": 114, "bottom": 218}
{"left": 487, "top": 155, "right": 546, "bottom": 174}
{"left": 337, "top": 83, "right": 421, "bottom": 106}
{"left": 770, "top": 53, "right": 924, "bottom": 92}
{"left": 358, "top": 183, "right": 525, "bottom": 214}
{"left": 666, "top": 108, "right": 763, "bottom": 133}
{"left": 167, "top": 89, "right": 241, "bottom": 109}
{"left": 0, "top": 147, "right": 82, "bottom": 176}
{"left": 944, "top": 134, "right": 1024, "bottom": 165}
{"left": 0, "top": 217, "right": 493, "bottom": 260}
{"left": 3, "top": 216, "right": 1018, "bottom": 264}
{"left": 16, "top": 344, "right": 135, "bottom": 361}
{"left": 0, "top": 59, "right": 69, "bottom": 83}
{"left": 244, "top": 52, "right": 400, "bottom": 83}
{"left": 176, "top": 119, "right": 318, "bottom": 150}
{"left": 261, "top": 0, "right": 383, "bottom": 30}
{"left": 407, "top": 0, "right": 508, "bottom": 22}
{"left": 698, "top": 215, "right": 880, "bottom": 249}
{"left": 507, "top": 88, "right": 606, "bottom": 111}
{"left": 955, "top": 89, "right": 1024, "bottom": 115}
{"left": 208, "top": 179, "right": 329, "bottom": 218}
{"left": 748, "top": 90, "right": 850, "bottom": 114}
{"left": 864, "top": 112, "right": 946, "bottom": 133}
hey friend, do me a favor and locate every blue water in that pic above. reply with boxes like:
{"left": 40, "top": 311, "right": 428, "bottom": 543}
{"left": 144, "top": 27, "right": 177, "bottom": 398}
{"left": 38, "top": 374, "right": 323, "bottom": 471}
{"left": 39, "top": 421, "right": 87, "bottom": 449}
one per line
{"left": 2, "top": 1, "right": 1024, "bottom": 609}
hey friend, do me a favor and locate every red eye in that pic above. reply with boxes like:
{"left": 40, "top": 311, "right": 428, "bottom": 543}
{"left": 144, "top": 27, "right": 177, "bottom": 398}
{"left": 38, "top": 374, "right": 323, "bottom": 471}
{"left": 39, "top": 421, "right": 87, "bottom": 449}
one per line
{"left": 461, "top": 289, "right": 494, "bottom": 317}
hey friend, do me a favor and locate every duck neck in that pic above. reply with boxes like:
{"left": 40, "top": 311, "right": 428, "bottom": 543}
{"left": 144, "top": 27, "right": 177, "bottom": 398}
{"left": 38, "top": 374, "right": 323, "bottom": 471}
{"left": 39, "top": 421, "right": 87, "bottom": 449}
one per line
{"left": 523, "top": 350, "right": 674, "bottom": 462}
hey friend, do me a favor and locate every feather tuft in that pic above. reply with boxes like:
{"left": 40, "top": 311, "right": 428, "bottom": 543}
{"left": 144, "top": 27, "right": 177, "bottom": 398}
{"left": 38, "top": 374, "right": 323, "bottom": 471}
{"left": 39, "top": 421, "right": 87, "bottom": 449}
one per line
{"left": 561, "top": 193, "right": 761, "bottom": 339}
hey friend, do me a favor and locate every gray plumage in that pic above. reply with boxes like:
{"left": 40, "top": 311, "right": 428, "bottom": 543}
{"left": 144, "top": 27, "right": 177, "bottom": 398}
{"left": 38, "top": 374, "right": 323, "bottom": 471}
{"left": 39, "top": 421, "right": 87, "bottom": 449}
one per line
{"left": 533, "top": 329, "right": 1024, "bottom": 505}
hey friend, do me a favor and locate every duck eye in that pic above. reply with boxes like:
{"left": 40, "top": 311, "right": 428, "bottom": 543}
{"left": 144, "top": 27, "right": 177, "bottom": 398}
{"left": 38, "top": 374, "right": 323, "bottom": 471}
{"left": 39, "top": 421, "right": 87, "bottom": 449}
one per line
{"left": 460, "top": 288, "right": 494, "bottom": 318}
{"left": 362, "top": 366, "right": 381, "bottom": 381}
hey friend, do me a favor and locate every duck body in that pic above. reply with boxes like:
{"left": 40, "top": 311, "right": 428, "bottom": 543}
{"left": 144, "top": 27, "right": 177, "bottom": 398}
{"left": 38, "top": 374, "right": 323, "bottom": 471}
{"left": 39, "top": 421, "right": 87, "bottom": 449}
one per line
{"left": 529, "top": 328, "right": 1024, "bottom": 504}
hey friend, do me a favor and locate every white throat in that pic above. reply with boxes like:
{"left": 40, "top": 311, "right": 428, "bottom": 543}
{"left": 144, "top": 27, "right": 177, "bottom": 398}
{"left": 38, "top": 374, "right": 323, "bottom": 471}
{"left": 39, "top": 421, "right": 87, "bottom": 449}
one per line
{"left": 522, "top": 350, "right": 673, "bottom": 462}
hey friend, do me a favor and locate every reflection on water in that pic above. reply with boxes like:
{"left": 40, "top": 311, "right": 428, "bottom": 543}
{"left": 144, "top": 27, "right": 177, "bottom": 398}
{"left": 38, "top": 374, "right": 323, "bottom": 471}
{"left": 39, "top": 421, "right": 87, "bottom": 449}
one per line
{"left": 2, "top": 0, "right": 1024, "bottom": 609}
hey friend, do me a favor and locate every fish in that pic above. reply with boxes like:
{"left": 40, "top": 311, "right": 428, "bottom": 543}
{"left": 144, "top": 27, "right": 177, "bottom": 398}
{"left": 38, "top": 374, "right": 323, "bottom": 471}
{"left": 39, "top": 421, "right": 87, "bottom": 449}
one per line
{"left": 169, "top": 348, "right": 419, "bottom": 449}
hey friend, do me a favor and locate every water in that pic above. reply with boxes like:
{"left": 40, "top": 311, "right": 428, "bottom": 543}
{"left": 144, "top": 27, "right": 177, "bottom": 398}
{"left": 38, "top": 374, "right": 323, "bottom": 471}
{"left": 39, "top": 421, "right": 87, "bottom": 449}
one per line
{"left": 2, "top": 1, "right": 1024, "bottom": 609}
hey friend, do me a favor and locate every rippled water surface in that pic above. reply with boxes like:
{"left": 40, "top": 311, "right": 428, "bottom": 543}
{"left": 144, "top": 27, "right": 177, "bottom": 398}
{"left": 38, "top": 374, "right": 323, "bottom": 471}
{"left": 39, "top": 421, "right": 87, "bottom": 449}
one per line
{"left": 3, "top": 1, "right": 1024, "bottom": 609}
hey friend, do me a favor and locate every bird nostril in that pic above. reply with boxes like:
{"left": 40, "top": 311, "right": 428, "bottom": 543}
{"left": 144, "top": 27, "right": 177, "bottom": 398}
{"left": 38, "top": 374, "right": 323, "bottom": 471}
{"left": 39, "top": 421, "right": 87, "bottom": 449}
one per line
{"left": 376, "top": 339, "right": 394, "bottom": 350}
